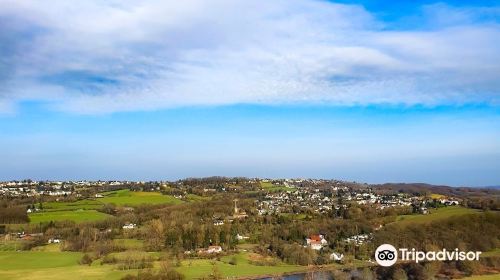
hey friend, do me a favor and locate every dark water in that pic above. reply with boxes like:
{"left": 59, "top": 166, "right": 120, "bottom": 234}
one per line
{"left": 259, "top": 271, "right": 333, "bottom": 280}
{"left": 258, "top": 268, "right": 369, "bottom": 280}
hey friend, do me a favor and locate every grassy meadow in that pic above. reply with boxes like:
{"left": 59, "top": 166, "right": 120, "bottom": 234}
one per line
{"left": 0, "top": 251, "right": 132, "bottom": 280}
{"left": 461, "top": 274, "right": 500, "bottom": 280}
{"left": 261, "top": 182, "right": 295, "bottom": 192}
{"left": 113, "top": 239, "right": 145, "bottom": 250}
{"left": 29, "top": 209, "right": 111, "bottom": 223}
{"left": 97, "top": 189, "right": 183, "bottom": 206}
{"left": 178, "top": 252, "right": 304, "bottom": 279}
{"left": 27, "top": 190, "right": 183, "bottom": 224}
{"left": 0, "top": 254, "right": 131, "bottom": 280}
{"left": 0, "top": 249, "right": 306, "bottom": 280}
{"left": 42, "top": 200, "right": 104, "bottom": 211}
{"left": 393, "top": 206, "right": 480, "bottom": 225}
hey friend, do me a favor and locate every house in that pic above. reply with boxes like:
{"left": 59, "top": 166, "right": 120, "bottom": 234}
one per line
{"left": 199, "top": 245, "right": 223, "bottom": 254}
{"left": 236, "top": 234, "right": 249, "bottom": 240}
{"left": 213, "top": 220, "right": 224, "bottom": 226}
{"left": 330, "top": 252, "right": 344, "bottom": 261}
{"left": 26, "top": 207, "right": 39, "bottom": 213}
{"left": 122, "top": 223, "right": 137, "bottom": 229}
{"left": 207, "top": 245, "right": 222, "bottom": 254}
{"left": 306, "top": 234, "right": 328, "bottom": 250}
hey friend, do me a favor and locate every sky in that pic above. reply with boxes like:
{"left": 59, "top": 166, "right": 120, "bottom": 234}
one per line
{"left": 0, "top": 0, "right": 499, "bottom": 186}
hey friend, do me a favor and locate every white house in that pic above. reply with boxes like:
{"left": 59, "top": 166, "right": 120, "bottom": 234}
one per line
{"left": 48, "top": 238, "right": 61, "bottom": 244}
{"left": 213, "top": 220, "right": 224, "bottom": 226}
{"left": 122, "top": 223, "right": 137, "bottom": 229}
{"left": 236, "top": 234, "right": 249, "bottom": 240}
{"left": 199, "top": 245, "right": 223, "bottom": 254}
{"left": 330, "top": 252, "right": 344, "bottom": 261}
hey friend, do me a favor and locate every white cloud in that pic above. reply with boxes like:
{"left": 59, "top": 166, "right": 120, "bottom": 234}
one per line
{"left": 0, "top": 0, "right": 499, "bottom": 113}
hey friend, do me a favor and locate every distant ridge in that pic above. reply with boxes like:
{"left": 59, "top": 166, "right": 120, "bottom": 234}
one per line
{"left": 371, "top": 182, "right": 500, "bottom": 198}
{"left": 483, "top": 185, "right": 500, "bottom": 190}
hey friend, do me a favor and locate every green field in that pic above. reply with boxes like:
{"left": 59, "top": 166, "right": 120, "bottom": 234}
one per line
{"left": 482, "top": 248, "right": 500, "bottom": 257}
{"left": 31, "top": 244, "right": 62, "bottom": 252}
{"left": 177, "top": 252, "right": 304, "bottom": 279}
{"left": 113, "top": 239, "right": 144, "bottom": 250}
{"left": 26, "top": 190, "right": 183, "bottom": 224}
{"left": 0, "top": 250, "right": 305, "bottom": 280}
{"left": 394, "top": 206, "right": 480, "bottom": 226}
{"left": 260, "top": 182, "right": 295, "bottom": 192}
{"left": 97, "top": 189, "right": 183, "bottom": 206}
{"left": 42, "top": 200, "right": 104, "bottom": 211}
{"left": 0, "top": 251, "right": 131, "bottom": 280}
{"left": 185, "top": 194, "right": 210, "bottom": 202}
{"left": 462, "top": 274, "right": 500, "bottom": 280}
{"left": 0, "top": 251, "right": 82, "bottom": 270}
{"left": 29, "top": 209, "right": 111, "bottom": 223}
{"left": 42, "top": 190, "right": 185, "bottom": 211}
{"left": 0, "top": 250, "right": 140, "bottom": 280}
{"left": 0, "top": 240, "right": 24, "bottom": 251}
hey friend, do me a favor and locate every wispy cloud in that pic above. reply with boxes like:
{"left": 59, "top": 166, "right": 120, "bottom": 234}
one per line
{"left": 1, "top": 0, "right": 499, "bottom": 114}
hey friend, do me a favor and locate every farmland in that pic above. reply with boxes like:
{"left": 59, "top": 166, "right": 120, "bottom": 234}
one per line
{"left": 97, "top": 189, "right": 183, "bottom": 206}
{"left": 393, "top": 206, "right": 480, "bottom": 225}
{"left": 462, "top": 274, "right": 500, "bottom": 280}
{"left": 177, "top": 252, "right": 304, "bottom": 279}
{"left": 0, "top": 249, "right": 306, "bottom": 280}
{"left": 29, "top": 209, "right": 111, "bottom": 223}
{"left": 260, "top": 181, "right": 295, "bottom": 192}
{"left": 27, "top": 190, "right": 183, "bottom": 223}
{"left": 0, "top": 251, "right": 132, "bottom": 280}
{"left": 42, "top": 200, "right": 103, "bottom": 211}
{"left": 0, "top": 251, "right": 130, "bottom": 280}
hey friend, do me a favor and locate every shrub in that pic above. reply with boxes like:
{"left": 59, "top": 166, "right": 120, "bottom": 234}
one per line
{"left": 79, "top": 253, "right": 93, "bottom": 266}
{"left": 228, "top": 256, "right": 237, "bottom": 265}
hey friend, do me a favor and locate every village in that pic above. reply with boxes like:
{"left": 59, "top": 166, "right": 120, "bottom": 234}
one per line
{"left": 0, "top": 179, "right": 461, "bottom": 217}
{"left": 255, "top": 181, "right": 460, "bottom": 216}
{"left": 0, "top": 177, "right": 494, "bottom": 280}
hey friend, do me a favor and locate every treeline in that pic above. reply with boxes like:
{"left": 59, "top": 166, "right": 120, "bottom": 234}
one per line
{"left": 372, "top": 183, "right": 500, "bottom": 200}
{"left": 374, "top": 211, "right": 500, "bottom": 252}
{"left": 373, "top": 257, "right": 500, "bottom": 280}
{"left": 465, "top": 197, "right": 500, "bottom": 211}
{"left": 0, "top": 206, "right": 29, "bottom": 223}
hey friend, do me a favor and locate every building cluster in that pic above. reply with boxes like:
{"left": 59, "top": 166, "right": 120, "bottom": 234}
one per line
{"left": 343, "top": 233, "right": 373, "bottom": 246}
{"left": 0, "top": 180, "right": 155, "bottom": 197}
{"left": 257, "top": 188, "right": 336, "bottom": 215}
{"left": 256, "top": 182, "right": 460, "bottom": 216}
{"left": 0, "top": 181, "right": 74, "bottom": 197}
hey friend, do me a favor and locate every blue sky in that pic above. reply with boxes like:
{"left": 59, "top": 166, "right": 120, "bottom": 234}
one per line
{"left": 0, "top": 0, "right": 499, "bottom": 186}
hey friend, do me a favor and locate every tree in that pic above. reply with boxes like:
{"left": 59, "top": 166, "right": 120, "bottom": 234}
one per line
{"left": 361, "top": 267, "right": 375, "bottom": 280}
{"left": 145, "top": 219, "right": 165, "bottom": 251}
{"left": 392, "top": 268, "right": 408, "bottom": 280}
{"left": 207, "top": 265, "right": 223, "bottom": 280}
{"left": 79, "top": 254, "right": 93, "bottom": 266}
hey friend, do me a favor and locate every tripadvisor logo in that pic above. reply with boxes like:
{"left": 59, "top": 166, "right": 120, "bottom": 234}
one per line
{"left": 375, "top": 244, "right": 482, "bottom": 267}
{"left": 375, "top": 244, "right": 398, "bottom": 267}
